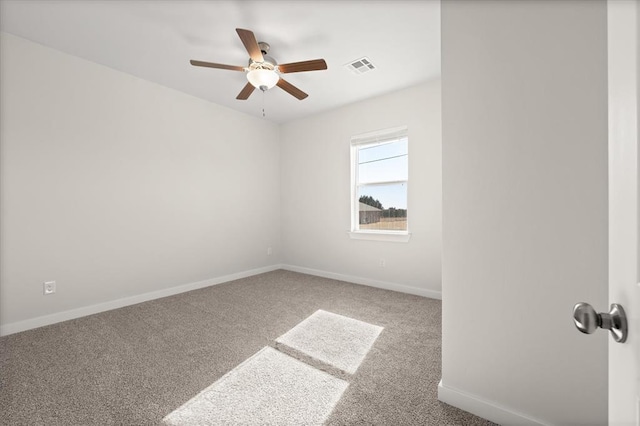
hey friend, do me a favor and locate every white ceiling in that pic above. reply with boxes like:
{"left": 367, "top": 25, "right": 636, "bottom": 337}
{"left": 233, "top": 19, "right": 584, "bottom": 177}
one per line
{"left": 0, "top": 0, "right": 440, "bottom": 124}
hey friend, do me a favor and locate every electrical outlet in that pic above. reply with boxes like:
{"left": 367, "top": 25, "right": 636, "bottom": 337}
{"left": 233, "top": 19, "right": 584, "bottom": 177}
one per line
{"left": 379, "top": 259, "right": 386, "bottom": 268}
{"left": 267, "top": 247, "right": 273, "bottom": 256}
{"left": 43, "top": 281, "right": 56, "bottom": 295}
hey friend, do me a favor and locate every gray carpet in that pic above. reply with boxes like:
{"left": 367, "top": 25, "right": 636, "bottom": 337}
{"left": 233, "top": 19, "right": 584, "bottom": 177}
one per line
{"left": 164, "top": 346, "right": 348, "bottom": 425}
{"left": 0, "top": 270, "right": 496, "bottom": 425}
{"left": 275, "top": 309, "right": 383, "bottom": 377}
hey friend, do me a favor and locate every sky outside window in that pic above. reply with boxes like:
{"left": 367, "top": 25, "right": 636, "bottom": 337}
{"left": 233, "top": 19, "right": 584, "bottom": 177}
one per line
{"left": 357, "top": 138, "right": 408, "bottom": 209}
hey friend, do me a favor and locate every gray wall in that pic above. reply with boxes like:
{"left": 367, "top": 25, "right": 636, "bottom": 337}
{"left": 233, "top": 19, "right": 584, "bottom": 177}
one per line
{"left": 0, "top": 33, "right": 281, "bottom": 331}
{"left": 0, "top": 33, "right": 444, "bottom": 334}
{"left": 440, "top": 1, "right": 608, "bottom": 424}
{"left": 280, "top": 80, "right": 442, "bottom": 298}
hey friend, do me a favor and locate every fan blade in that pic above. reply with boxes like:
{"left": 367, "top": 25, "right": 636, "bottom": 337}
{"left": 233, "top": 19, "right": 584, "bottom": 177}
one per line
{"left": 236, "top": 82, "right": 255, "bottom": 100}
{"left": 236, "top": 28, "right": 264, "bottom": 63}
{"left": 278, "top": 59, "right": 327, "bottom": 74}
{"left": 190, "top": 60, "right": 245, "bottom": 71}
{"left": 277, "top": 78, "right": 308, "bottom": 100}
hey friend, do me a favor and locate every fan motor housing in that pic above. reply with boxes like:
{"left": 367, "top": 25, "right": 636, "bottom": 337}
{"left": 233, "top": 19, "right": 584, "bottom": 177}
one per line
{"left": 258, "top": 41, "right": 270, "bottom": 54}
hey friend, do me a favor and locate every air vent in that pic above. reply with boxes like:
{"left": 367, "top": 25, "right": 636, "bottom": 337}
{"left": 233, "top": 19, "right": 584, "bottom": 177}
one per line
{"left": 344, "top": 56, "right": 376, "bottom": 75}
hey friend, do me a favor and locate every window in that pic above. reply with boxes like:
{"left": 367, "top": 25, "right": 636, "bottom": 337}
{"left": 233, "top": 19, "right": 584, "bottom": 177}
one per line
{"left": 350, "top": 126, "right": 409, "bottom": 241}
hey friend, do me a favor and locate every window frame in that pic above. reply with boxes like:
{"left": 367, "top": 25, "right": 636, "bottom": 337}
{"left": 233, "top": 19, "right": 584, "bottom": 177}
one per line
{"left": 349, "top": 126, "right": 410, "bottom": 242}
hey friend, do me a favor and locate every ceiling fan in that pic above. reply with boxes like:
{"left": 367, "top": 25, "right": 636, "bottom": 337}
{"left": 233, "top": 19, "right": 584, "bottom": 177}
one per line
{"left": 190, "top": 28, "right": 328, "bottom": 101}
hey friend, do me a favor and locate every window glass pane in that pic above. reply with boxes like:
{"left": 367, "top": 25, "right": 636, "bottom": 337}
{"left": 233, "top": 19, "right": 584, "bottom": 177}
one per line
{"left": 358, "top": 138, "right": 408, "bottom": 184}
{"left": 357, "top": 183, "right": 407, "bottom": 231}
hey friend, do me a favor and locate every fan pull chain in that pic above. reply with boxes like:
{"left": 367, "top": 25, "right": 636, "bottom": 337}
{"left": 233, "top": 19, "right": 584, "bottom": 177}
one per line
{"left": 262, "top": 89, "right": 266, "bottom": 118}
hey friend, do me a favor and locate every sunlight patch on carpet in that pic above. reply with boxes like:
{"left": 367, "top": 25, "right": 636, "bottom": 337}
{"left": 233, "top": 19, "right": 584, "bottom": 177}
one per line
{"left": 163, "top": 346, "right": 348, "bottom": 426}
{"left": 275, "top": 310, "right": 383, "bottom": 376}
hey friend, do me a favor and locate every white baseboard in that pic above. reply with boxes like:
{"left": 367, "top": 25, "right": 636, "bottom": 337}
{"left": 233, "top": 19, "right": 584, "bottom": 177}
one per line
{"left": 0, "top": 264, "right": 282, "bottom": 337}
{"left": 1, "top": 264, "right": 440, "bottom": 336}
{"left": 281, "top": 264, "right": 442, "bottom": 300}
{"left": 438, "top": 380, "right": 550, "bottom": 426}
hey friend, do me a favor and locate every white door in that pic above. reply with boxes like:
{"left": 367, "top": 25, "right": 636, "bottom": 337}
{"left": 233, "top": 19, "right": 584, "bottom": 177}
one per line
{"left": 608, "top": 1, "right": 639, "bottom": 424}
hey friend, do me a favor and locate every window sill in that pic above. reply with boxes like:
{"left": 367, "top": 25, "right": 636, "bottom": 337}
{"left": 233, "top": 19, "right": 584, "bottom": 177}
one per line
{"left": 348, "top": 231, "right": 411, "bottom": 243}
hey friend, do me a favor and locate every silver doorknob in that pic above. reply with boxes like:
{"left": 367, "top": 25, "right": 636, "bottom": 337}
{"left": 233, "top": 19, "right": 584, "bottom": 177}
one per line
{"left": 573, "top": 302, "right": 628, "bottom": 343}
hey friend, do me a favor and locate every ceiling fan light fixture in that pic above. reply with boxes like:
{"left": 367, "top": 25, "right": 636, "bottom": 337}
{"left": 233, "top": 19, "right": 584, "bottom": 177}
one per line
{"left": 190, "top": 28, "right": 323, "bottom": 101}
{"left": 247, "top": 69, "right": 279, "bottom": 91}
